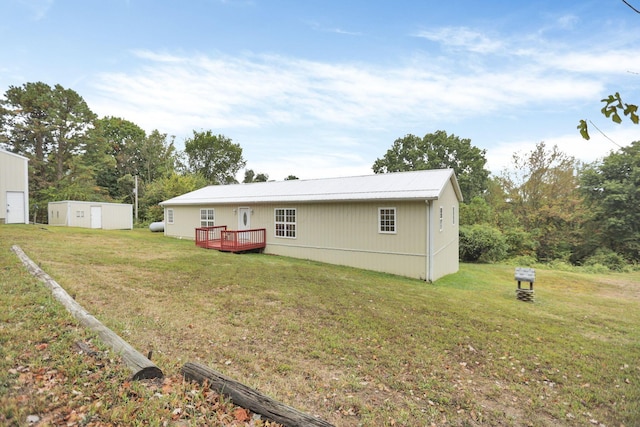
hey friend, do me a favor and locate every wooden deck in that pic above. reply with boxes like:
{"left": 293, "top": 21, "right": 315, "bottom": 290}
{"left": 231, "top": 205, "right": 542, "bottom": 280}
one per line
{"left": 195, "top": 226, "right": 266, "bottom": 253}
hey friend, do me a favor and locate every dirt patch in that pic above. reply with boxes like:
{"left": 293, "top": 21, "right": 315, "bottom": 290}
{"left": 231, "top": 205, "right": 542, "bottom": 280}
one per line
{"left": 595, "top": 276, "right": 640, "bottom": 300}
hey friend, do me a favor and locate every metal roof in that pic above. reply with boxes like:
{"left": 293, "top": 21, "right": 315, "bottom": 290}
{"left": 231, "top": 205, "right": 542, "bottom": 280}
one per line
{"left": 160, "top": 169, "right": 462, "bottom": 206}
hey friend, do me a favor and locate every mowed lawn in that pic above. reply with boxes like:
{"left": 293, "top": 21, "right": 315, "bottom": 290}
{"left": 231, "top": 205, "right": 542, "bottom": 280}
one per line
{"left": 1, "top": 225, "right": 639, "bottom": 426}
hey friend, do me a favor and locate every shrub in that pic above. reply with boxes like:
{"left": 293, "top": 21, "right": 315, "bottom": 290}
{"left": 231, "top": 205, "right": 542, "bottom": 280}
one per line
{"left": 547, "top": 259, "right": 576, "bottom": 272}
{"left": 504, "top": 255, "right": 538, "bottom": 267}
{"left": 503, "top": 228, "right": 538, "bottom": 257}
{"left": 583, "top": 263, "right": 610, "bottom": 274}
{"left": 583, "top": 249, "right": 629, "bottom": 272}
{"left": 459, "top": 225, "right": 508, "bottom": 263}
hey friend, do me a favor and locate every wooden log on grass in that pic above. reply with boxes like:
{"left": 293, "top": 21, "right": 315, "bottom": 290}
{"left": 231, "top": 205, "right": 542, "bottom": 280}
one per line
{"left": 181, "top": 362, "right": 334, "bottom": 427}
{"left": 11, "top": 245, "right": 163, "bottom": 380}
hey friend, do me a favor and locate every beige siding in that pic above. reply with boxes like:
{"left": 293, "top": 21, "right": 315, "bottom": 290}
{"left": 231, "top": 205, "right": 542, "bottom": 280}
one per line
{"left": 430, "top": 178, "right": 460, "bottom": 280}
{"left": 99, "top": 203, "right": 133, "bottom": 229}
{"left": 264, "top": 201, "right": 428, "bottom": 279}
{"left": 48, "top": 202, "right": 70, "bottom": 226}
{"left": 69, "top": 202, "right": 92, "bottom": 228}
{"left": 48, "top": 201, "right": 132, "bottom": 229}
{"left": 165, "top": 201, "right": 431, "bottom": 280}
{"left": 0, "top": 150, "right": 29, "bottom": 224}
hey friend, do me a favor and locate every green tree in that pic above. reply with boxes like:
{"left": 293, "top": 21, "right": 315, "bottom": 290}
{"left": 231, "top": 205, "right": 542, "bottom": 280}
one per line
{"left": 243, "top": 169, "right": 255, "bottom": 183}
{"left": 580, "top": 141, "right": 640, "bottom": 261}
{"left": 140, "top": 172, "right": 208, "bottom": 222}
{"left": 498, "top": 142, "right": 584, "bottom": 261}
{"left": 1, "top": 82, "right": 97, "bottom": 219}
{"left": 460, "top": 196, "right": 493, "bottom": 225}
{"left": 91, "top": 118, "right": 177, "bottom": 207}
{"left": 243, "top": 169, "right": 269, "bottom": 183}
{"left": 39, "top": 156, "right": 111, "bottom": 203}
{"left": 137, "top": 130, "right": 177, "bottom": 184}
{"left": 48, "top": 85, "right": 97, "bottom": 181}
{"left": 92, "top": 116, "right": 146, "bottom": 199}
{"left": 95, "top": 116, "right": 146, "bottom": 175}
{"left": 184, "top": 130, "right": 245, "bottom": 185}
{"left": 372, "top": 130, "right": 489, "bottom": 200}
{"left": 0, "top": 82, "right": 53, "bottom": 189}
{"left": 285, "top": 175, "right": 299, "bottom": 180}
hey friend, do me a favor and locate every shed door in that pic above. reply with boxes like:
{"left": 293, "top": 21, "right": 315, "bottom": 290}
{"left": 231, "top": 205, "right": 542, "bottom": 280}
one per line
{"left": 90, "top": 206, "right": 102, "bottom": 229}
{"left": 6, "top": 191, "right": 25, "bottom": 224}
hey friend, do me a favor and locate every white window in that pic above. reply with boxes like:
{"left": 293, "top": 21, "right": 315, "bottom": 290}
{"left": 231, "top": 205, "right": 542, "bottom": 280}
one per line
{"left": 379, "top": 207, "right": 396, "bottom": 234}
{"left": 200, "top": 208, "right": 215, "bottom": 227}
{"left": 275, "top": 208, "right": 296, "bottom": 238}
{"left": 439, "top": 206, "right": 444, "bottom": 231}
{"left": 452, "top": 206, "right": 456, "bottom": 225}
{"left": 167, "top": 209, "right": 174, "bottom": 224}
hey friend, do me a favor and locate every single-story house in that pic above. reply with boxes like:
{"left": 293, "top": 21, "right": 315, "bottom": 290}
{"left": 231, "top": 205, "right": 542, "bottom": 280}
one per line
{"left": 0, "top": 149, "right": 29, "bottom": 224}
{"left": 48, "top": 201, "right": 133, "bottom": 230}
{"left": 160, "top": 169, "right": 462, "bottom": 281}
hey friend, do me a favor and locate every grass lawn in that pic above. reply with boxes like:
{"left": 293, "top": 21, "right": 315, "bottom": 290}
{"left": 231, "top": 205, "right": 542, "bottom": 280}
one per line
{"left": 1, "top": 224, "right": 639, "bottom": 426}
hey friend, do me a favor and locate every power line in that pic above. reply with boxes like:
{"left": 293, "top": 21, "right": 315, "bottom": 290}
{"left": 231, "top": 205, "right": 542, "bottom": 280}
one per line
{"left": 622, "top": 0, "right": 640, "bottom": 14}
{"left": 588, "top": 120, "right": 623, "bottom": 148}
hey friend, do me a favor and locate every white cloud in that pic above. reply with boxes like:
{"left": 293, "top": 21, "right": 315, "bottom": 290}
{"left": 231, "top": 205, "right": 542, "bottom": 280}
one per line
{"left": 91, "top": 45, "right": 605, "bottom": 137}
{"left": 86, "top": 23, "right": 639, "bottom": 180}
{"left": 19, "top": 0, "right": 53, "bottom": 20}
{"left": 306, "top": 20, "right": 363, "bottom": 36}
{"left": 555, "top": 14, "right": 579, "bottom": 30}
{"left": 414, "top": 27, "right": 504, "bottom": 54}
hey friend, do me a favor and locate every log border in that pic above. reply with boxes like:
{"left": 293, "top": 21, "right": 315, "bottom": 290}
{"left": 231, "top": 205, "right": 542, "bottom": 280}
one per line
{"left": 181, "top": 362, "right": 334, "bottom": 427}
{"left": 11, "top": 245, "right": 163, "bottom": 380}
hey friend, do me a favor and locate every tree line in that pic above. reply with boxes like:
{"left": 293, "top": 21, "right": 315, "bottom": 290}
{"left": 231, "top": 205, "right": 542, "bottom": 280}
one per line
{"left": 0, "top": 82, "right": 271, "bottom": 223}
{"left": 2, "top": 81, "right": 638, "bottom": 269}
{"left": 371, "top": 132, "right": 639, "bottom": 270}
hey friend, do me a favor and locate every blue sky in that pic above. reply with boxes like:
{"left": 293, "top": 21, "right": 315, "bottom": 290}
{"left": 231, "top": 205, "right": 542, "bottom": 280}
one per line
{"left": 2, "top": 0, "right": 640, "bottom": 180}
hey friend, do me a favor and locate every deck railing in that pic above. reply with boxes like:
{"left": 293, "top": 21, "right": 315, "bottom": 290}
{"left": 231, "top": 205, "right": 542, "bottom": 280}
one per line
{"left": 220, "top": 228, "right": 267, "bottom": 252}
{"left": 195, "top": 225, "right": 266, "bottom": 252}
{"left": 195, "top": 225, "right": 227, "bottom": 248}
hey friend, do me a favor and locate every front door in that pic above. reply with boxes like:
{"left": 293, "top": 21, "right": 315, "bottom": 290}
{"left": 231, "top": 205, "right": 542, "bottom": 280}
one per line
{"left": 238, "top": 207, "right": 250, "bottom": 230}
{"left": 6, "top": 191, "right": 25, "bottom": 224}
{"left": 238, "top": 207, "right": 250, "bottom": 242}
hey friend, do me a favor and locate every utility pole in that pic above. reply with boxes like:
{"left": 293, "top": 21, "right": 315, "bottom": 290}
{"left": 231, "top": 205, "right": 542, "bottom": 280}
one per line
{"left": 134, "top": 175, "right": 139, "bottom": 222}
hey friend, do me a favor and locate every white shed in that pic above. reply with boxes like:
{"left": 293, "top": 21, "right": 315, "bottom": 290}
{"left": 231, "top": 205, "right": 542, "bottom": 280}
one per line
{"left": 0, "top": 149, "right": 29, "bottom": 224}
{"left": 160, "top": 169, "right": 462, "bottom": 281}
{"left": 48, "top": 201, "right": 133, "bottom": 230}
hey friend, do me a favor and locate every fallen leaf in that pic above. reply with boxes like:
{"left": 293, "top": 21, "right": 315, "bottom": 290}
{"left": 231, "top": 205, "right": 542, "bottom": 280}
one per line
{"left": 234, "top": 408, "right": 250, "bottom": 422}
